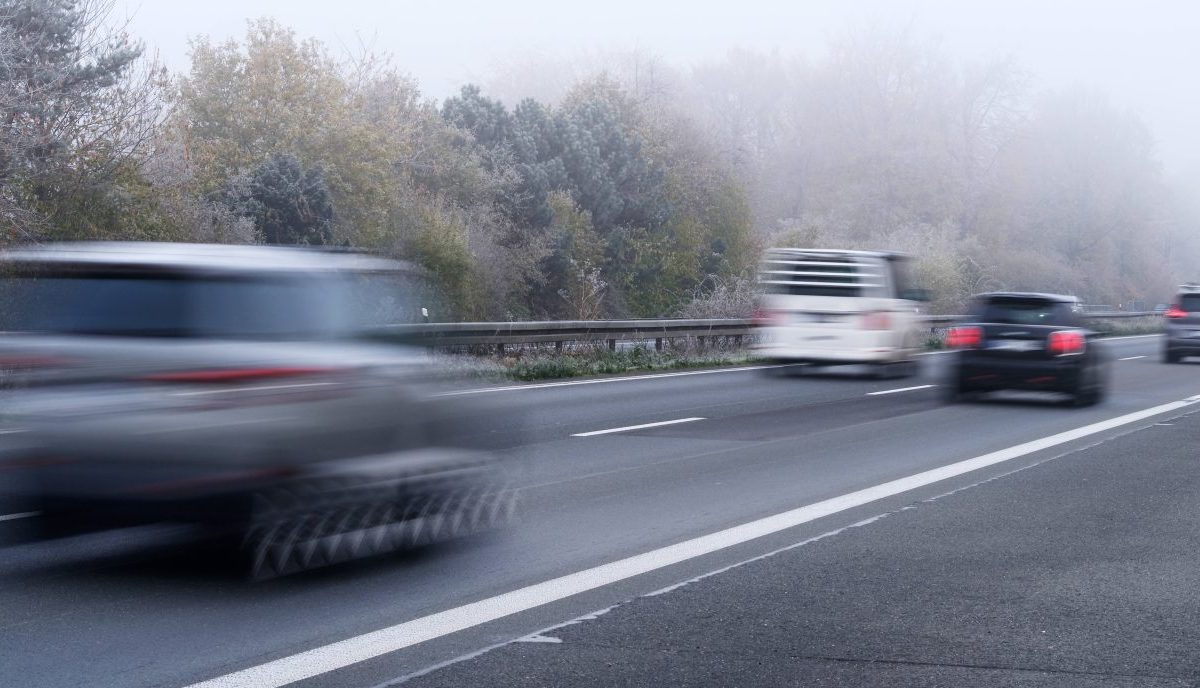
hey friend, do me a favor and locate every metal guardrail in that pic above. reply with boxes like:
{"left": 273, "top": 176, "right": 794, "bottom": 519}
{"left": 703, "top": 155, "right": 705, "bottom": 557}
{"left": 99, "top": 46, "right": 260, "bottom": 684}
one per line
{"left": 388, "top": 319, "right": 752, "bottom": 351}
{"left": 386, "top": 312, "right": 1158, "bottom": 351}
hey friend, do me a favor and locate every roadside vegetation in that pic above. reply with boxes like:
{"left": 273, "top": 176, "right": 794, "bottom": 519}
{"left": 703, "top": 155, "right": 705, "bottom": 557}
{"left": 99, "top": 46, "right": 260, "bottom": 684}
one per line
{"left": 1, "top": 1, "right": 1194, "bottom": 320}
{"left": 434, "top": 342, "right": 758, "bottom": 382}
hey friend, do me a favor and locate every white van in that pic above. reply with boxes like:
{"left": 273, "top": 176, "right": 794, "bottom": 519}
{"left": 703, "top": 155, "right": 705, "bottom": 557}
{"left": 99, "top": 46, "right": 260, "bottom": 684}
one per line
{"left": 751, "top": 248, "right": 929, "bottom": 377}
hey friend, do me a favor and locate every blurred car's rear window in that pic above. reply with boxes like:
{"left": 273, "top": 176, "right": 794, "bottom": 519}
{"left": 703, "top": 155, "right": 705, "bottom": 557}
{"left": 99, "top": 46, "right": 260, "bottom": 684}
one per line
{"left": 1179, "top": 294, "right": 1200, "bottom": 312}
{"left": 0, "top": 272, "right": 344, "bottom": 339}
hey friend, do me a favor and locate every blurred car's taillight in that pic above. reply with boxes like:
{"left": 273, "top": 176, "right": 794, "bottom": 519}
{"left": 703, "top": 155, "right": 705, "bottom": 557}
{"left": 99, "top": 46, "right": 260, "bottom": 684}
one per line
{"left": 861, "top": 312, "right": 890, "bottom": 330}
{"left": 138, "top": 366, "right": 356, "bottom": 409}
{"left": 752, "top": 307, "right": 780, "bottom": 326}
{"left": 1048, "top": 330, "right": 1086, "bottom": 356}
{"left": 0, "top": 355, "right": 75, "bottom": 370}
{"left": 1166, "top": 305, "right": 1187, "bottom": 319}
{"left": 946, "top": 326, "right": 982, "bottom": 349}
{"left": 139, "top": 367, "right": 337, "bottom": 383}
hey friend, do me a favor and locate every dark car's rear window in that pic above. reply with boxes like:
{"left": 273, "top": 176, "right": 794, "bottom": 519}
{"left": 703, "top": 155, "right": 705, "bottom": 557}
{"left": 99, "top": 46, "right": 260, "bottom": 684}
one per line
{"left": 976, "top": 298, "right": 1075, "bottom": 326}
{"left": 1179, "top": 294, "right": 1200, "bottom": 312}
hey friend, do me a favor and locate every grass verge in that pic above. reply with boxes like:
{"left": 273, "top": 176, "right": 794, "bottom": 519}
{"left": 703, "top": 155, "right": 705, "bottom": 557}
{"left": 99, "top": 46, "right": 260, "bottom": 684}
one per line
{"left": 433, "top": 346, "right": 764, "bottom": 383}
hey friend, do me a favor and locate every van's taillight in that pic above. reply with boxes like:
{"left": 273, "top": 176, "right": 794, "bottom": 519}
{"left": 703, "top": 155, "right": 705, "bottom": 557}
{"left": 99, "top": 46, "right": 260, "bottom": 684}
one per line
{"left": 946, "top": 326, "right": 982, "bottom": 349}
{"left": 861, "top": 312, "right": 891, "bottom": 330}
{"left": 1166, "top": 305, "right": 1188, "bottom": 319}
{"left": 139, "top": 367, "right": 337, "bottom": 383}
{"left": 1048, "top": 330, "right": 1086, "bottom": 356}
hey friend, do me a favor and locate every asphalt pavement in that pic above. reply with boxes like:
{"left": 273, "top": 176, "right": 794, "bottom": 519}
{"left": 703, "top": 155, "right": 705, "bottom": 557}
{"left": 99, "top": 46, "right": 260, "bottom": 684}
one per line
{"left": 3, "top": 335, "right": 1200, "bottom": 688}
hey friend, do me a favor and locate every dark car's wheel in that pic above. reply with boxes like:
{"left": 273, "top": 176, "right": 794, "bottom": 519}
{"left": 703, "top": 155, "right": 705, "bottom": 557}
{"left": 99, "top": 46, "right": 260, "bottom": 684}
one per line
{"left": 1164, "top": 347, "right": 1182, "bottom": 363}
{"left": 1070, "top": 367, "right": 1105, "bottom": 407}
{"left": 1071, "top": 386, "right": 1096, "bottom": 407}
{"left": 944, "top": 379, "right": 977, "bottom": 404}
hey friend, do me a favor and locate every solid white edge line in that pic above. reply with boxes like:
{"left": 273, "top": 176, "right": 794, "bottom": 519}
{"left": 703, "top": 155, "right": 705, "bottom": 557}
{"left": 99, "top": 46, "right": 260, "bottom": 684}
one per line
{"left": 1119, "top": 356, "right": 1147, "bottom": 361}
{"left": 571, "top": 417, "right": 706, "bottom": 437}
{"left": 0, "top": 511, "right": 39, "bottom": 522}
{"left": 181, "top": 393, "right": 1199, "bottom": 688}
{"left": 866, "top": 384, "right": 936, "bottom": 396}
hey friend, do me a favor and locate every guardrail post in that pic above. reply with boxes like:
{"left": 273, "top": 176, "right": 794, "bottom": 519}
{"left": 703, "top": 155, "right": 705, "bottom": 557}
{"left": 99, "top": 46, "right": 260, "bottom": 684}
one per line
{"left": 655, "top": 337, "right": 663, "bottom": 352}
{"left": 556, "top": 340, "right": 563, "bottom": 353}
{"left": 496, "top": 343, "right": 505, "bottom": 356}
{"left": 608, "top": 339, "right": 616, "bottom": 352}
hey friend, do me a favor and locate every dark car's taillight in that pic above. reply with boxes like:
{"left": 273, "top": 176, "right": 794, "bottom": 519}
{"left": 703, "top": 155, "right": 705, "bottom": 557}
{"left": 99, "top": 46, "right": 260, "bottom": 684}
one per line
{"left": 1048, "top": 330, "right": 1086, "bottom": 356}
{"left": 1166, "top": 305, "right": 1188, "bottom": 319}
{"left": 946, "top": 326, "right": 982, "bottom": 349}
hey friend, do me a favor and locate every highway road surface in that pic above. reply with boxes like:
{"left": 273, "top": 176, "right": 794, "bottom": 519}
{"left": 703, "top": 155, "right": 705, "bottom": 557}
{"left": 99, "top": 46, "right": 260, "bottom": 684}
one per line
{"left": 4, "top": 334, "right": 1200, "bottom": 687}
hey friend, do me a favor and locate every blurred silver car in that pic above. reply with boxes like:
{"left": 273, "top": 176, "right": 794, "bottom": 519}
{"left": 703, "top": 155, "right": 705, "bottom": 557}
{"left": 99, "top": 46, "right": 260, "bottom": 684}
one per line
{"left": 0, "top": 242, "right": 515, "bottom": 577}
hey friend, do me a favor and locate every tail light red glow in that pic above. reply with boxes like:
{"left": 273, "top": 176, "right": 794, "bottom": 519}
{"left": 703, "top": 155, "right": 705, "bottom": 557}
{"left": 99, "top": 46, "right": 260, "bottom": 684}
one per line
{"left": 1166, "top": 305, "right": 1188, "bottom": 319}
{"left": 0, "top": 355, "right": 75, "bottom": 369}
{"left": 752, "top": 307, "right": 780, "bottom": 327}
{"left": 1048, "top": 330, "right": 1086, "bottom": 356}
{"left": 140, "top": 367, "right": 337, "bottom": 383}
{"left": 946, "top": 326, "right": 982, "bottom": 349}
{"left": 861, "top": 312, "right": 891, "bottom": 330}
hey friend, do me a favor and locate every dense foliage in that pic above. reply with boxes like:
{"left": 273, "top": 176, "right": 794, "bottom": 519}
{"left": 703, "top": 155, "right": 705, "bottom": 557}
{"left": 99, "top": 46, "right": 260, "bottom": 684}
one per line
{"left": 0, "top": 4, "right": 1194, "bottom": 317}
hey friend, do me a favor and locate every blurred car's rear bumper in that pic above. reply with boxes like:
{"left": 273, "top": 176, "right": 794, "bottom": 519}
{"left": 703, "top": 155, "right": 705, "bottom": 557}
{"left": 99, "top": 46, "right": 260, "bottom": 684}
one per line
{"left": 1165, "top": 333, "right": 1200, "bottom": 353}
{"left": 20, "top": 446, "right": 502, "bottom": 531}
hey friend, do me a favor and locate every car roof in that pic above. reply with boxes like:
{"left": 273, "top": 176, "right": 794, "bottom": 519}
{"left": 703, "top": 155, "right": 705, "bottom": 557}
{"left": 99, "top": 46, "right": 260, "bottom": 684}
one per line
{"left": 974, "top": 291, "right": 1079, "bottom": 303}
{"left": 0, "top": 242, "right": 419, "bottom": 275}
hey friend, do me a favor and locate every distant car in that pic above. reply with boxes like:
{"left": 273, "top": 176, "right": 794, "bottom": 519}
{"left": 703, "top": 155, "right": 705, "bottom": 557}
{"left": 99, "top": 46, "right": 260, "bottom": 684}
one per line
{"left": 0, "top": 242, "right": 516, "bottom": 577}
{"left": 944, "top": 292, "right": 1109, "bottom": 406}
{"left": 1154, "top": 304, "right": 1169, "bottom": 314}
{"left": 1162, "top": 285, "right": 1200, "bottom": 362}
{"left": 751, "top": 248, "right": 931, "bottom": 378}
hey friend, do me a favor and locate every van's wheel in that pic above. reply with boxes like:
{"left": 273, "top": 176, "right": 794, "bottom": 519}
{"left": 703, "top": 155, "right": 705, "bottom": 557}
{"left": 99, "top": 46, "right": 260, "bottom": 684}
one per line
{"left": 874, "top": 360, "right": 916, "bottom": 380}
{"left": 760, "top": 361, "right": 795, "bottom": 377}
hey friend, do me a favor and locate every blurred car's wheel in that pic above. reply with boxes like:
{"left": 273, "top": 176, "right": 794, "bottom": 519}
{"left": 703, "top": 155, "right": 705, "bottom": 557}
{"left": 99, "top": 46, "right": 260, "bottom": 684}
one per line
{"left": 1164, "top": 347, "right": 1182, "bottom": 363}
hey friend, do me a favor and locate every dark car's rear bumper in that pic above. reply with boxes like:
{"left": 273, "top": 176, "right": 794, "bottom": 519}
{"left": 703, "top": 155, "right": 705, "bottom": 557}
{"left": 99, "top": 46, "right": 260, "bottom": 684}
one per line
{"left": 1165, "top": 332, "right": 1200, "bottom": 354}
{"left": 952, "top": 353, "right": 1086, "bottom": 393}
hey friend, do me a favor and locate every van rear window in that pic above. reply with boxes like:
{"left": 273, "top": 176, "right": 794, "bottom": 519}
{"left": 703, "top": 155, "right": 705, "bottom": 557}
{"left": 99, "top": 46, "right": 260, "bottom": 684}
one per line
{"left": 763, "top": 283, "right": 862, "bottom": 297}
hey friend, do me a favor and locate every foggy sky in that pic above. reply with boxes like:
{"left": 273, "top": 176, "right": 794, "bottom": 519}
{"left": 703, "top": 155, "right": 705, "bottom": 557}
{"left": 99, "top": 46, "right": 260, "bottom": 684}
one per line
{"left": 118, "top": 0, "right": 1200, "bottom": 179}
